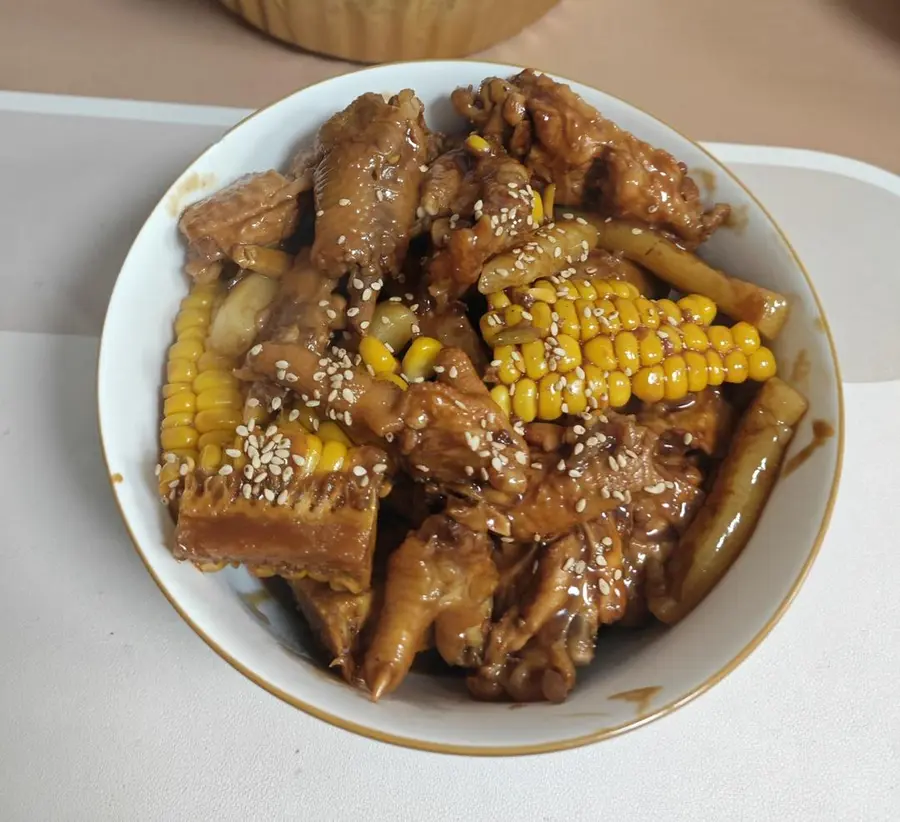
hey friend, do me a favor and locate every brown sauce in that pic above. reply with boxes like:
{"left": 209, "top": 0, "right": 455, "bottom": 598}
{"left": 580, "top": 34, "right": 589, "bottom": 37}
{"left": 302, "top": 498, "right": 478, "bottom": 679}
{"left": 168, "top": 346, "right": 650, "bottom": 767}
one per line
{"left": 110, "top": 472, "right": 123, "bottom": 484}
{"left": 692, "top": 168, "right": 717, "bottom": 195}
{"left": 724, "top": 204, "right": 750, "bottom": 234}
{"left": 782, "top": 420, "right": 835, "bottom": 478}
{"left": 789, "top": 349, "right": 811, "bottom": 387}
{"left": 814, "top": 315, "right": 827, "bottom": 333}
{"left": 166, "top": 171, "right": 217, "bottom": 217}
{"left": 608, "top": 685, "right": 662, "bottom": 717}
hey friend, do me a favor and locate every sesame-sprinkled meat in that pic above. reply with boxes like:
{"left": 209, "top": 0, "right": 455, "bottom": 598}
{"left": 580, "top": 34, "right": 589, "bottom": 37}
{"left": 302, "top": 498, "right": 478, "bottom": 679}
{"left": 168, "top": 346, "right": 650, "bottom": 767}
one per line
{"left": 637, "top": 388, "right": 736, "bottom": 458}
{"left": 453, "top": 70, "right": 729, "bottom": 247}
{"left": 178, "top": 170, "right": 306, "bottom": 283}
{"left": 309, "top": 90, "right": 432, "bottom": 292}
{"left": 362, "top": 514, "right": 498, "bottom": 700}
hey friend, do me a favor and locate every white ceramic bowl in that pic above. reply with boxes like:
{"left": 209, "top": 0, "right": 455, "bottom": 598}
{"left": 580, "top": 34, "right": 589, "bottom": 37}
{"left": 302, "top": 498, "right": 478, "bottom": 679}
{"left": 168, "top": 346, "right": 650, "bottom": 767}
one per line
{"left": 98, "top": 61, "right": 843, "bottom": 755}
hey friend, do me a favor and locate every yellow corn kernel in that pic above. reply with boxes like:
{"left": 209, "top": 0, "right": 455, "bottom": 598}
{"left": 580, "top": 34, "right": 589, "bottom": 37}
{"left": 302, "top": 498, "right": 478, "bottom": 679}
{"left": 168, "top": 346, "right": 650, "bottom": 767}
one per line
{"left": 521, "top": 284, "right": 557, "bottom": 305}
{"left": 706, "top": 350, "right": 726, "bottom": 386}
{"left": 554, "top": 299, "right": 581, "bottom": 339}
{"left": 607, "top": 370, "right": 631, "bottom": 408}
{"left": 663, "top": 355, "right": 689, "bottom": 401}
{"left": 487, "top": 291, "right": 512, "bottom": 311}
{"left": 199, "top": 444, "right": 223, "bottom": 472}
{"left": 575, "top": 299, "right": 600, "bottom": 341}
{"left": 302, "top": 435, "right": 323, "bottom": 474}
{"left": 633, "top": 366, "right": 665, "bottom": 404}
{"left": 684, "top": 350, "right": 710, "bottom": 393}
{"left": 161, "top": 412, "right": 194, "bottom": 430}
{"left": 198, "top": 430, "right": 235, "bottom": 449}
{"left": 678, "top": 294, "right": 717, "bottom": 326}
{"left": 562, "top": 376, "right": 587, "bottom": 415}
{"left": 595, "top": 299, "right": 620, "bottom": 333}
{"left": 163, "top": 392, "right": 196, "bottom": 416}
{"left": 614, "top": 331, "right": 640, "bottom": 373}
{"left": 181, "top": 285, "right": 218, "bottom": 309}
{"left": 657, "top": 327, "right": 683, "bottom": 355}
{"left": 193, "top": 369, "right": 237, "bottom": 394}
{"left": 574, "top": 279, "right": 598, "bottom": 301}
{"left": 161, "top": 426, "right": 199, "bottom": 452}
{"left": 169, "top": 338, "right": 203, "bottom": 362}
{"left": 194, "top": 407, "right": 241, "bottom": 434}
{"left": 635, "top": 297, "right": 660, "bottom": 330}
{"left": 584, "top": 335, "right": 617, "bottom": 370}
{"left": 196, "top": 387, "right": 243, "bottom": 412}
{"left": 318, "top": 421, "right": 353, "bottom": 446}
{"left": 656, "top": 299, "right": 683, "bottom": 325}
{"left": 402, "top": 337, "right": 443, "bottom": 382}
{"left": 708, "top": 325, "right": 734, "bottom": 354}
{"left": 592, "top": 279, "right": 615, "bottom": 299}
{"left": 376, "top": 373, "right": 409, "bottom": 391}
{"left": 319, "top": 440, "right": 348, "bottom": 473}
{"left": 371, "top": 302, "right": 417, "bottom": 352}
{"left": 504, "top": 304, "right": 528, "bottom": 329}
{"left": 512, "top": 378, "right": 539, "bottom": 422}
{"left": 167, "top": 358, "right": 198, "bottom": 384}
{"left": 494, "top": 344, "right": 522, "bottom": 385}
{"left": 174, "top": 308, "right": 210, "bottom": 336}
{"left": 530, "top": 301, "right": 553, "bottom": 334}
{"left": 610, "top": 280, "right": 637, "bottom": 299}
{"left": 196, "top": 350, "right": 233, "bottom": 373}
{"left": 553, "top": 334, "right": 582, "bottom": 373}
{"left": 538, "top": 374, "right": 564, "bottom": 420}
{"left": 158, "top": 460, "right": 182, "bottom": 488}
{"left": 532, "top": 189, "right": 544, "bottom": 225}
{"left": 480, "top": 313, "right": 502, "bottom": 345}
{"left": 639, "top": 332, "right": 665, "bottom": 366}
{"left": 543, "top": 183, "right": 556, "bottom": 216}
{"left": 748, "top": 346, "right": 777, "bottom": 381}
{"left": 360, "top": 335, "right": 399, "bottom": 375}
{"left": 680, "top": 323, "right": 710, "bottom": 352}
{"left": 730, "top": 321, "right": 761, "bottom": 354}
{"left": 724, "top": 350, "right": 749, "bottom": 383}
{"left": 490, "top": 385, "right": 511, "bottom": 417}
{"left": 177, "top": 326, "right": 206, "bottom": 342}
{"left": 614, "top": 297, "right": 641, "bottom": 331}
{"left": 583, "top": 365, "right": 608, "bottom": 404}
{"left": 520, "top": 339, "right": 548, "bottom": 381}
{"left": 555, "top": 280, "right": 579, "bottom": 301}
{"left": 465, "top": 133, "right": 491, "bottom": 155}
{"left": 162, "top": 383, "right": 192, "bottom": 399}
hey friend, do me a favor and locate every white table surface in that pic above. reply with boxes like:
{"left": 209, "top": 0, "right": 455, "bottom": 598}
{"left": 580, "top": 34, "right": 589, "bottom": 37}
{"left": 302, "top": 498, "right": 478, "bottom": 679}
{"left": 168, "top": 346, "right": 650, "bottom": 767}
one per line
{"left": 1, "top": 94, "right": 898, "bottom": 821}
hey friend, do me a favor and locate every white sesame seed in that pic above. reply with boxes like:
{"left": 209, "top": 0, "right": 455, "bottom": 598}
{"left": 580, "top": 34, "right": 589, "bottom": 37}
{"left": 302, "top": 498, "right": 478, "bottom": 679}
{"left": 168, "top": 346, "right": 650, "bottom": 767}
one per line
{"left": 563, "top": 558, "right": 576, "bottom": 572}
{"left": 360, "top": 321, "right": 370, "bottom": 331}
{"left": 292, "top": 454, "right": 306, "bottom": 467}
{"left": 277, "top": 489, "right": 290, "bottom": 505}
{"left": 263, "top": 488, "right": 276, "bottom": 502}
{"left": 612, "top": 490, "right": 625, "bottom": 502}
{"left": 338, "top": 198, "right": 351, "bottom": 206}
{"left": 352, "top": 465, "right": 367, "bottom": 477}
{"left": 576, "top": 498, "right": 587, "bottom": 513}
{"left": 249, "top": 344, "right": 262, "bottom": 356}
{"left": 608, "top": 456, "right": 619, "bottom": 471}
{"left": 269, "top": 464, "right": 282, "bottom": 476}
{"left": 271, "top": 397, "right": 282, "bottom": 411}
{"left": 274, "top": 359, "right": 289, "bottom": 369}
{"left": 316, "top": 209, "right": 324, "bottom": 217}
{"left": 574, "top": 443, "right": 584, "bottom": 455}
{"left": 684, "top": 433, "right": 694, "bottom": 445}
{"left": 242, "top": 483, "right": 252, "bottom": 499}
{"left": 598, "top": 579, "right": 611, "bottom": 595}
{"left": 341, "top": 388, "right": 354, "bottom": 403}
{"left": 225, "top": 448, "right": 241, "bottom": 459}
{"left": 416, "top": 464, "right": 429, "bottom": 472}
{"left": 236, "top": 425, "right": 250, "bottom": 437}
{"left": 337, "top": 235, "right": 346, "bottom": 245}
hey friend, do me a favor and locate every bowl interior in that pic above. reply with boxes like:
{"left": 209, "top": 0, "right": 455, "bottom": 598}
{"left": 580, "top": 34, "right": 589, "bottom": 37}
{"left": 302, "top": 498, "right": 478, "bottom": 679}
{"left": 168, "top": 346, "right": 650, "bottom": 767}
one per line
{"left": 98, "top": 61, "right": 842, "bottom": 754}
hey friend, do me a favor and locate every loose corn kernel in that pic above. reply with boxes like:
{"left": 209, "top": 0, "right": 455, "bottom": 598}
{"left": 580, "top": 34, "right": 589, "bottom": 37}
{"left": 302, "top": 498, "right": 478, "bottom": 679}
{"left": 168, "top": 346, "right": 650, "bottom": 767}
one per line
{"left": 360, "top": 335, "right": 399, "bottom": 375}
{"left": 708, "top": 325, "right": 734, "bottom": 353}
{"left": 639, "top": 332, "right": 665, "bottom": 366}
{"left": 198, "top": 430, "right": 235, "bottom": 449}
{"left": 575, "top": 298, "right": 600, "bottom": 341}
{"left": 538, "top": 374, "right": 564, "bottom": 420}
{"left": 584, "top": 335, "right": 617, "bottom": 371}
{"left": 161, "top": 426, "right": 199, "bottom": 452}
{"left": 553, "top": 334, "right": 582, "bottom": 373}
{"left": 377, "top": 373, "right": 409, "bottom": 391}
{"left": 402, "top": 336, "right": 443, "bottom": 382}
{"left": 615, "top": 297, "right": 641, "bottom": 331}
{"left": 194, "top": 408, "right": 241, "bottom": 434}
{"left": 656, "top": 299, "right": 683, "bottom": 325}
{"left": 495, "top": 344, "right": 522, "bottom": 385}
{"left": 490, "top": 385, "right": 511, "bottom": 417}
{"left": 318, "top": 421, "right": 353, "bottom": 446}
{"left": 706, "top": 350, "right": 726, "bottom": 386}
{"left": 684, "top": 351, "right": 710, "bottom": 393}
{"left": 555, "top": 299, "right": 581, "bottom": 339}
{"left": 199, "top": 443, "right": 223, "bottom": 472}
{"left": 663, "top": 355, "right": 689, "bottom": 401}
{"left": 614, "top": 331, "right": 640, "bottom": 372}
{"left": 633, "top": 366, "right": 665, "bottom": 403}
{"left": 748, "top": 346, "right": 777, "bottom": 380}
{"left": 521, "top": 339, "right": 549, "bottom": 380}
{"left": 724, "top": 350, "right": 749, "bottom": 383}
{"left": 562, "top": 377, "right": 588, "bottom": 415}
{"left": 512, "top": 378, "right": 539, "bottom": 422}
{"left": 319, "top": 440, "right": 348, "bottom": 472}
{"left": 681, "top": 323, "right": 710, "bottom": 352}
{"left": 730, "top": 321, "right": 761, "bottom": 354}
{"left": 607, "top": 370, "right": 631, "bottom": 408}
{"left": 532, "top": 189, "right": 544, "bottom": 225}
{"left": 678, "top": 294, "right": 717, "bottom": 325}
{"left": 465, "top": 133, "right": 491, "bottom": 155}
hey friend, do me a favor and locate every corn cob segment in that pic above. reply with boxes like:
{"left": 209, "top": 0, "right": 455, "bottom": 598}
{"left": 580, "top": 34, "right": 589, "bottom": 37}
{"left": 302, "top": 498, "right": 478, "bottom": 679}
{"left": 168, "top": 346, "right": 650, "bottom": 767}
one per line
{"left": 484, "top": 279, "right": 776, "bottom": 421}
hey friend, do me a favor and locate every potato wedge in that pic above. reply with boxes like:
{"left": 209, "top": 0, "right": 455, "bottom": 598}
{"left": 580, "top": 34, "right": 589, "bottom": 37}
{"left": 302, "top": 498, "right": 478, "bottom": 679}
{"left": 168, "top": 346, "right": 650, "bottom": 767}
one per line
{"left": 648, "top": 377, "right": 808, "bottom": 624}
{"left": 581, "top": 216, "right": 789, "bottom": 338}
